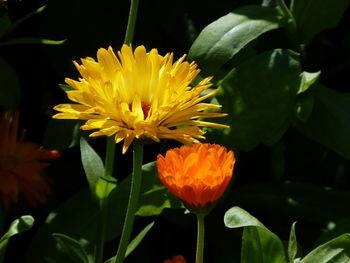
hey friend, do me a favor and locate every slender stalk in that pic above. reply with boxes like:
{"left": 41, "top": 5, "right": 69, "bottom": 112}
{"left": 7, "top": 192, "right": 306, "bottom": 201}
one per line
{"left": 124, "top": 0, "right": 139, "bottom": 45}
{"left": 95, "top": 136, "right": 116, "bottom": 263}
{"left": 113, "top": 141, "right": 144, "bottom": 263}
{"left": 277, "top": 0, "right": 297, "bottom": 30}
{"left": 196, "top": 214, "right": 205, "bottom": 263}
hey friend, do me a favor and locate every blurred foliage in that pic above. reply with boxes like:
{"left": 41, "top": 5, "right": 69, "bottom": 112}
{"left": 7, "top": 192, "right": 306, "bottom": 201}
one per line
{"left": 0, "top": 0, "right": 350, "bottom": 262}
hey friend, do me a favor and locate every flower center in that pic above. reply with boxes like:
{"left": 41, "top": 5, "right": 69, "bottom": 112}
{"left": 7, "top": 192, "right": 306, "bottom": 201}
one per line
{"left": 0, "top": 155, "right": 18, "bottom": 171}
{"left": 141, "top": 102, "right": 151, "bottom": 119}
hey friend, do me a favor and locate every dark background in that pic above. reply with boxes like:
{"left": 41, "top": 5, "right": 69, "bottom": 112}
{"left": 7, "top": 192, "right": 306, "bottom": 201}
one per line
{"left": 1, "top": 0, "right": 350, "bottom": 262}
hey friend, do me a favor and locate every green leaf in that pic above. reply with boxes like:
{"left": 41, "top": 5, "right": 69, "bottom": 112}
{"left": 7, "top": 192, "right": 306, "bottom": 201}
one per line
{"left": 25, "top": 162, "right": 181, "bottom": 263}
{"left": 300, "top": 234, "right": 350, "bottom": 263}
{"left": 106, "top": 222, "right": 154, "bottom": 262}
{"left": 224, "top": 206, "right": 266, "bottom": 229}
{"left": 0, "top": 215, "right": 34, "bottom": 263}
{"left": 10, "top": 5, "right": 46, "bottom": 32}
{"left": 288, "top": 222, "right": 298, "bottom": 263}
{"left": 52, "top": 233, "right": 90, "bottom": 263}
{"left": 95, "top": 175, "right": 117, "bottom": 201}
{"left": 224, "top": 207, "right": 287, "bottom": 263}
{"left": 298, "top": 71, "right": 321, "bottom": 94}
{"left": 241, "top": 227, "right": 288, "bottom": 263}
{"left": 0, "top": 215, "right": 34, "bottom": 243}
{"left": 292, "top": 0, "right": 350, "bottom": 44}
{"left": 58, "top": 84, "right": 74, "bottom": 92}
{"left": 209, "top": 49, "right": 301, "bottom": 151}
{"left": 188, "top": 5, "right": 287, "bottom": 74}
{"left": 43, "top": 119, "right": 90, "bottom": 150}
{"left": 80, "top": 137, "right": 105, "bottom": 197}
{"left": 0, "top": 37, "right": 66, "bottom": 47}
{"left": 0, "top": 58, "right": 20, "bottom": 109}
{"left": 296, "top": 85, "right": 350, "bottom": 160}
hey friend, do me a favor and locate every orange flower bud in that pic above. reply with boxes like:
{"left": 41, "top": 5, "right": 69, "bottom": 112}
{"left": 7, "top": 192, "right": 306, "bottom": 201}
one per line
{"left": 157, "top": 143, "right": 235, "bottom": 210}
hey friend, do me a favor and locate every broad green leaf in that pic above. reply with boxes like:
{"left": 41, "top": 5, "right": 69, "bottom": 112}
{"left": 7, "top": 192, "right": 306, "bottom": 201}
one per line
{"left": 296, "top": 85, "right": 350, "bottom": 160}
{"left": 80, "top": 137, "right": 105, "bottom": 197}
{"left": 292, "top": 0, "right": 350, "bottom": 44}
{"left": 300, "top": 234, "right": 350, "bottom": 263}
{"left": 224, "top": 206, "right": 266, "bottom": 229}
{"left": 52, "top": 233, "right": 90, "bottom": 263}
{"left": 0, "top": 37, "right": 66, "bottom": 47}
{"left": 0, "top": 216, "right": 34, "bottom": 263}
{"left": 106, "top": 222, "right": 154, "bottom": 262}
{"left": 0, "top": 58, "right": 20, "bottom": 109}
{"left": 188, "top": 5, "right": 287, "bottom": 74}
{"left": 25, "top": 162, "right": 181, "bottom": 263}
{"left": 224, "top": 207, "right": 287, "bottom": 263}
{"left": 43, "top": 119, "right": 90, "bottom": 150}
{"left": 298, "top": 71, "right": 321, "bottom": 94}
{"left": 241, "top": 227, "right": 288, "bottom": 263}
{"left": 209, "top": 49, "right": 301, "bottom": 151}
{"left": 288, "top": 222, "right": 298, "bottom": 263}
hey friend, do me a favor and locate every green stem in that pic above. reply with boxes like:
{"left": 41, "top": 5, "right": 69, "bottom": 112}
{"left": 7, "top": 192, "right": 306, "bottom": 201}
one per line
{"left": 196, "top": 214, "right": 205, "bottom": 263}
{"left": 124, "top": 0, "right": 139, "bottom": 45}
{"left": 95, "top": 136, "right": 116, "bottom": 263}
{"left": 113, "top": 141, "right": 144, "bottom": 263}
{"left": 277, "top": 0, "right": 297, "bottom": 29}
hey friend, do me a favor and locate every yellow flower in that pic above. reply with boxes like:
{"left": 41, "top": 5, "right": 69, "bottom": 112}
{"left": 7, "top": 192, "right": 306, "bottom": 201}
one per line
{"left": 157, "top": 143, "right": 235, "bottom": 208}
{"left": 0, "top": 111, "right": 60, "bottom": 210}
{"left": 53, "top": 44, "right": 228, "bottom": 153}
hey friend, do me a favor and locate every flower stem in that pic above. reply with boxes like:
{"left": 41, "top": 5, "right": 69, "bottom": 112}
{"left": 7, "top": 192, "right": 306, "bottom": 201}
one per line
{"left": 113, "top": 141, "right": 144, "bottom": 263}
{"left": 124, "top": 0, "right": 139, "bottom": 45}
{"left": 95, "top": 136, "right": 116, "bottom": 263}
{"left": 196, "top": 214, "right": 205, "bottom": 263}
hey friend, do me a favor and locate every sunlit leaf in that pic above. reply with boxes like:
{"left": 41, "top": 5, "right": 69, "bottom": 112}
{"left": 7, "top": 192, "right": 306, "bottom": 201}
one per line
{"left": 224, "top": 207, "right": 287, "bottom": 263}
{"left": 300, "top": 234, "right": 350, "bottom": 263}
{"left": 80, "top": 137, "right": 105, "bottom": 198}
{"left": 288, "top": 222, "right": 298, "bottom": 263}
{"left": 188, "top": 5, "right": 287, "bottom": 74}
{"left": 0, "top": 216, "right": 34, "bottom": 263}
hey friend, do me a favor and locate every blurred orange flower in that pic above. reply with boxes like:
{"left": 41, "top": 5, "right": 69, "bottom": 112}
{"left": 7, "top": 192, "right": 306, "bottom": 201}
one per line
{"left": 157, "top": 143, "right": 235, "bottom": 208}
{"left": 0, "top": 111, "right": 60, "bottom": 210}
{"left": 163, "top": 255, "right": 187, "bottom": 263}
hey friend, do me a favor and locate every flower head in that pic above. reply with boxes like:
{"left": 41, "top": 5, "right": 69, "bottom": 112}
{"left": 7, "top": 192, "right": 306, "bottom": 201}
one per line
{"left": 0, "top": 111, "right": 60, "bottom": 210}
{"left": 157, "top": 143, "right": 235, "bottom": 209}
{"left": 163, "top": 255, "right": 187, "bottom": 263}
{"left": 53, "top": 44, "right": 228, "bottom": 153}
